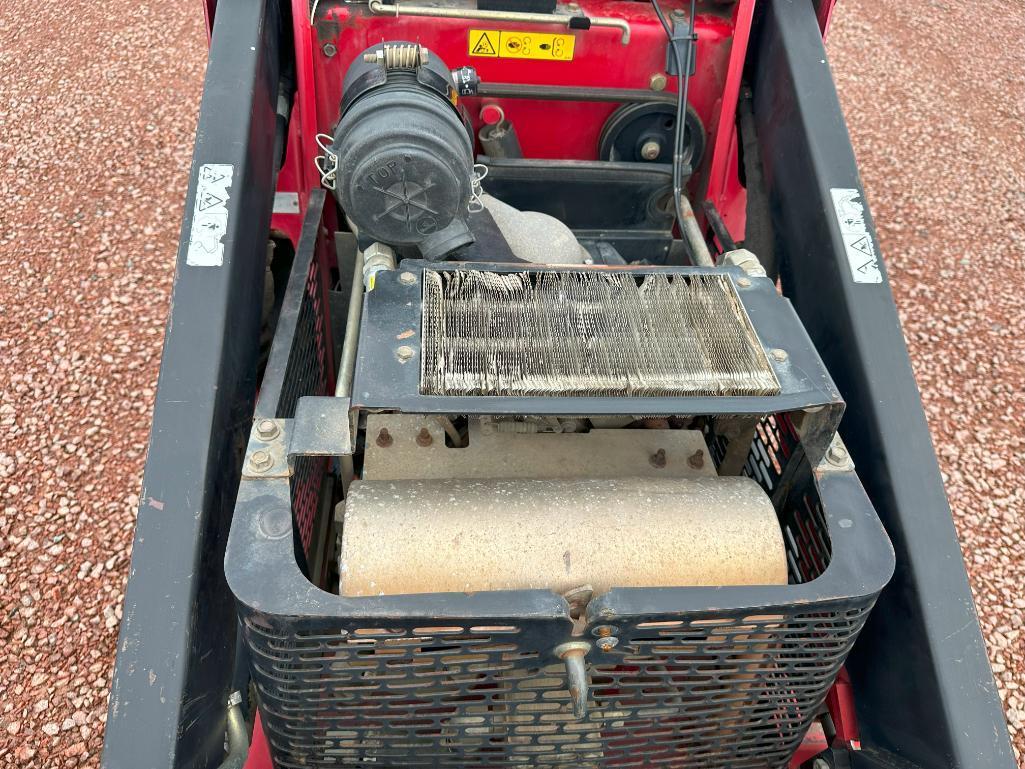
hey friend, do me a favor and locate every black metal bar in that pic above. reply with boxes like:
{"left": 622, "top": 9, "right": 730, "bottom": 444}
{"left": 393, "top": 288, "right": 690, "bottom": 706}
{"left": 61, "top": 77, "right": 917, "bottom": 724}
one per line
{"left": 750, "top": 1, "right": 1015, "bottom": 767}
{"left": 101, "top": 1, "right": 282, "bottom": 767}
{"left": 478, "top": 81, "right": 672, "bottom": 103}
{"left": 701, "top": 199, "right": 737, "bottom": 253}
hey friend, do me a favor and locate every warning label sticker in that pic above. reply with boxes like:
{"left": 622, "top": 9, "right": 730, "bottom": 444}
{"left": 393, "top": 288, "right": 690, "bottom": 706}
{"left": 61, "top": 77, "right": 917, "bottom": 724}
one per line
{"left": 831, "top": 187, "right": 882, "bottom": 284}
{"left": 187, "top": 164, "right": 233, "bottom": 267}
{"left": 469, "top": 29, "right": 575, "bottom": 61}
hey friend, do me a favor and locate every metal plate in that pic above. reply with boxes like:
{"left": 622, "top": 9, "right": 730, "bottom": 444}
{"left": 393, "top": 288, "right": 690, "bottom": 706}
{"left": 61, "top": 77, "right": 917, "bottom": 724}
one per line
{"left": 363, "top": 414, "right": 715, "bottom": 480}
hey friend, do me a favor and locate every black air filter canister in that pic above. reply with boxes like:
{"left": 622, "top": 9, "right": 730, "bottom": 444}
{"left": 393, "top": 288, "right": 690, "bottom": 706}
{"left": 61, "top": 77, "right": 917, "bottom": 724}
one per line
{"left": 330, "top": 43, "right": 475, "bottom": 260}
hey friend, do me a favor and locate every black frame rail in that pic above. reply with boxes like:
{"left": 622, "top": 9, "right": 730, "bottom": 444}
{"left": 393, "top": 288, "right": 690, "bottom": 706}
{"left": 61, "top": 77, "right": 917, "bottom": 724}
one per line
{"left": 102, "top": 0, "right": 282, "bottom": 766}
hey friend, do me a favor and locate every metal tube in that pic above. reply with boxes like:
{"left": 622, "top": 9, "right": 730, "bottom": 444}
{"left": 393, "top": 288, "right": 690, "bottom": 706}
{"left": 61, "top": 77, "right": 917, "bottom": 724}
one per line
{"left": 430, "top": 415, "right": 465, "bottom": 448}
{"left": 679, "top": 194, "right": 714, "bottom": 266}
{"left": 335, "top": 249, "right": 365, "bottom": 398}
{"left": 477, "top": 82, "right": 668, "bottom": 103}
{"left": 213, "top": 691, "right": 249, "bottom": 769}
{"left": 367, "top": 0, "right": 631, "bottom": 44}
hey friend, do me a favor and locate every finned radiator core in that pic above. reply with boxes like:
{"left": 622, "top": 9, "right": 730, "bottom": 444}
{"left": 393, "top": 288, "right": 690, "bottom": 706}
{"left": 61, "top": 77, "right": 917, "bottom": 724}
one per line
{"left": 420, "top": 269, "right": 781, "bottom": 397}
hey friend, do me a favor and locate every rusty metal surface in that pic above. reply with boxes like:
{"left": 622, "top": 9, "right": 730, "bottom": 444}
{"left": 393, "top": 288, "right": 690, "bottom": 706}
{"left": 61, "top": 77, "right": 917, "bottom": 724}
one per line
{"left": 338, "top": 476, "right": 787, "bottom": 596}
{"left": 362, "top": 414, "right": 715, "bottom": 480}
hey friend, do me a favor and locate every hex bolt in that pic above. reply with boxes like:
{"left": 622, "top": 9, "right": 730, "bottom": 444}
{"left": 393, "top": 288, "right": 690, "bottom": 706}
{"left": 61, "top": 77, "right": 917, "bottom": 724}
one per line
{"left": 396, "top": 345, "right": 415, "bottom": 362}
{"left": 737, "top": 277, "right": 752, "bottom": 288}
{"left": 591, "top": 625, "right": 615, "bottom": 638}
{"left": 649, "top": 448, "right": 667, "bottom": 469}
{"left": 596, "top": 636, "right": 619, "bottom": 652}
{"left": 649, "top": 72, "right": 668, "bottom": 91}
{"left": 249, "top": 450, "right": 273, "bottom": 472}
{"left": 323, "top": 42, "right": 337, "bottom": 57}
{"left": 255, "top": 419, "right": 279, "bottom": 441}
{"left": 640, "top": 140, "right": 661, "bottom": 161}
{"left": 827, "top": 443, "right": 849, "bottom": 465}
{"left": 687, "top": 449, "right": 705, "bottom": 470}
{"left": 416, "top": 427, "right": 433, "bottom": 447}
{"left": 770, "top": 348, "right": 788, "bottom": 362}
{"left": 376, "top": 428, "right": 393, "bottom": 448}
{"left": 399, "top": 271, "right": 417, "bottom": 286}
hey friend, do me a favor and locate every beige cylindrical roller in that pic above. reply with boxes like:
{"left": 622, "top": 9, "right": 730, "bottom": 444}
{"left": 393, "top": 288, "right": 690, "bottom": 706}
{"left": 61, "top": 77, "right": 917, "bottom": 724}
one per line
{"left": 339, "top": 477, "right": 787, "bottom": 597}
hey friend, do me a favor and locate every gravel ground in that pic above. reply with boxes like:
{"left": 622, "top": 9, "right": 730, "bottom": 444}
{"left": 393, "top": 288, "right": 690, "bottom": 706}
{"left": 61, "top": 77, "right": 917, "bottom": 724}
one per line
{"left": 828, "top": 2, "right": 1025, "bottom": 762}
{"left": 0, "top": 1, "right": 1021, "bottom": 767}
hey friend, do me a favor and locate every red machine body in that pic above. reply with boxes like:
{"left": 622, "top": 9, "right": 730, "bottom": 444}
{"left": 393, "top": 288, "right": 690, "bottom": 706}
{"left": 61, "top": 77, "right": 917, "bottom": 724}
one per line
{"left": 270, "top": 0, "right": 768, "bottom": 248}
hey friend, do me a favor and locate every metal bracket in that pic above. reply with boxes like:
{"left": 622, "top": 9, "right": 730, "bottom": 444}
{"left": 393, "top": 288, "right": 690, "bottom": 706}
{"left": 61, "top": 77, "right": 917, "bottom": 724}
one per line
{"left": 289, "top": 395, "right": 355, "bottom": 459}
{"left": 242, "top": 397, "right": 355, "bottom": 480}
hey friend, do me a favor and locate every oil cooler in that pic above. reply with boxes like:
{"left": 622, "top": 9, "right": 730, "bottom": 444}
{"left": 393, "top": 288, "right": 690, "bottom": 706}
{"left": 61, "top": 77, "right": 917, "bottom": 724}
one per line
{"left": 225, "top": 229, "right": 894, "bottom": 769}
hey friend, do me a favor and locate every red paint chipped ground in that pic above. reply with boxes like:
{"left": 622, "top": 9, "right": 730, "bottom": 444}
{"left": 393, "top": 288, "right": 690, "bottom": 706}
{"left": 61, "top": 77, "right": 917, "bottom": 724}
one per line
{"left": 0, "top": 1, "right": 1021, "bottom": 766}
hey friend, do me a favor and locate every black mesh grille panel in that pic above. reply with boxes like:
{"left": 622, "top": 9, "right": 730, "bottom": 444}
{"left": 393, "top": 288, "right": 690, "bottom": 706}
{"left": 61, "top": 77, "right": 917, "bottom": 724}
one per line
{"left": 245, "top": 601, "right": 873, "bottom": 769}
{"left": 276, "top": 257, "right": 329, "bottom": 420}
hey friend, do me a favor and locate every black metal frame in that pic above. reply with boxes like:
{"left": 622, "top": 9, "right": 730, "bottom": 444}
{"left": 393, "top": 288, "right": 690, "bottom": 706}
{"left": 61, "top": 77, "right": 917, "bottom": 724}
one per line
{"left": 103, "top": 0, "right": 1015, "bottom": 765}
{"left": 101, "top": 0, "right": 283, "bottom": 767}
{"left": 749, "top": 1, "right": 1014, "bottom": 767}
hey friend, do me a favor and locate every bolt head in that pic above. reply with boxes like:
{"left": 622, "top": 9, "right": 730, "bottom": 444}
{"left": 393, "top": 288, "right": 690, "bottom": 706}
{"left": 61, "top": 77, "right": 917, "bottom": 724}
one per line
{"left": 249, "top": 449, "right": 273, "bottom": 471}
{"left": 256, "top": 419, "right": 279, "bottom": 440}
{"left": 649, "top": 448, "right": 667, "bottom": 469}
{"left": 827, "top": 443, "right": 849, "bottom": 465}
{"left": 322, "top": 42, "right": 337, "bottom": 57}
{"left": 416, "top": 427, "right": 433, "bottom": 447}
{"left": 396, "top": 345, "right": 415, "bottom": 362}
{"left": 640, "top": 140, "right": 661, "bottom": 161}
{"left": 399, "top": 271, "right": 417, "bottom": 286}
{"left": 649, "top": 72, "right": 668, "bottom": 91}
{"left": 770, "top": 348, "right": 788, "bottom": 362}
{"left": 737, "top": 277, "right": 751, "bottom": 288}
{"left": 596, "top": 636, "right": 619, "bottom": 652}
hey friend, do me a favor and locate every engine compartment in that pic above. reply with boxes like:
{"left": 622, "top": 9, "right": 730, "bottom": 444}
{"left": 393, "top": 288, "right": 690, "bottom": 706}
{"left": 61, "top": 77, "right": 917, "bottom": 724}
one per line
{"left": 224, "top": 3, "right": 896, "bottom": 768}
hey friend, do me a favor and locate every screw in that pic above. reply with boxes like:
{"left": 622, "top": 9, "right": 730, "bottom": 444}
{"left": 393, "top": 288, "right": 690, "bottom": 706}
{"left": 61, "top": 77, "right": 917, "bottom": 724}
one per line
{"left": 249, "top": 450, "right": 273, "bottom": 472}
{"left": 737, "top": 277, "right": 751, "bottom": 288}
{"left": 596, "top": 636, "right": 619, "bottom": 652}
{"left": 827, "top": 443, "right": 849, "bottom": 465}
{"left": 687, "top": 449, "right": 705, "bottom": 470}
{"left": 399, "top": 271, "right": 417, "bottom": 286}
{"left": 256, "top": 419, "right": 279, "bottom": 440}
{"left": 396, "top": 345, "right": 415, "bottom": 362}
{"left": 649, "top": 72, "right": 668, "bottom": 91}
{"left": 375, "top": 428, "right": 393, "bottom": 448}
{"left": 416, "top": 427, "right": 433, "bottom": 447}
{"left": 649, "top": 448, "right": 667, "bottom": 469}
{"left": 323, "top": 42, "right": 337, "bottom": 57}
{"left": 640, "top": 140, "right": 661, "bottom": 161}
{"left": 770, "top": 348, "right": 788, "bottom": 362}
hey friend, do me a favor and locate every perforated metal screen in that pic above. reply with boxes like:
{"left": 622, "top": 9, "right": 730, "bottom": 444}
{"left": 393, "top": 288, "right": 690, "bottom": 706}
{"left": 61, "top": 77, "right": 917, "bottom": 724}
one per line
{"left": 246, "top": 604, "right": 871, "bottom": 769}
{"left": 242, "top": 415, "right": 877, "bottom": 769}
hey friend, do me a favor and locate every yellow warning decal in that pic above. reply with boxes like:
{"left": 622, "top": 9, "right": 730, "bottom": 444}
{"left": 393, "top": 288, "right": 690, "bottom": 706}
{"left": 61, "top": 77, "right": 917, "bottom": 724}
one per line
{"left": 469, "top": 29, "right": 575, "bottom": 61}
